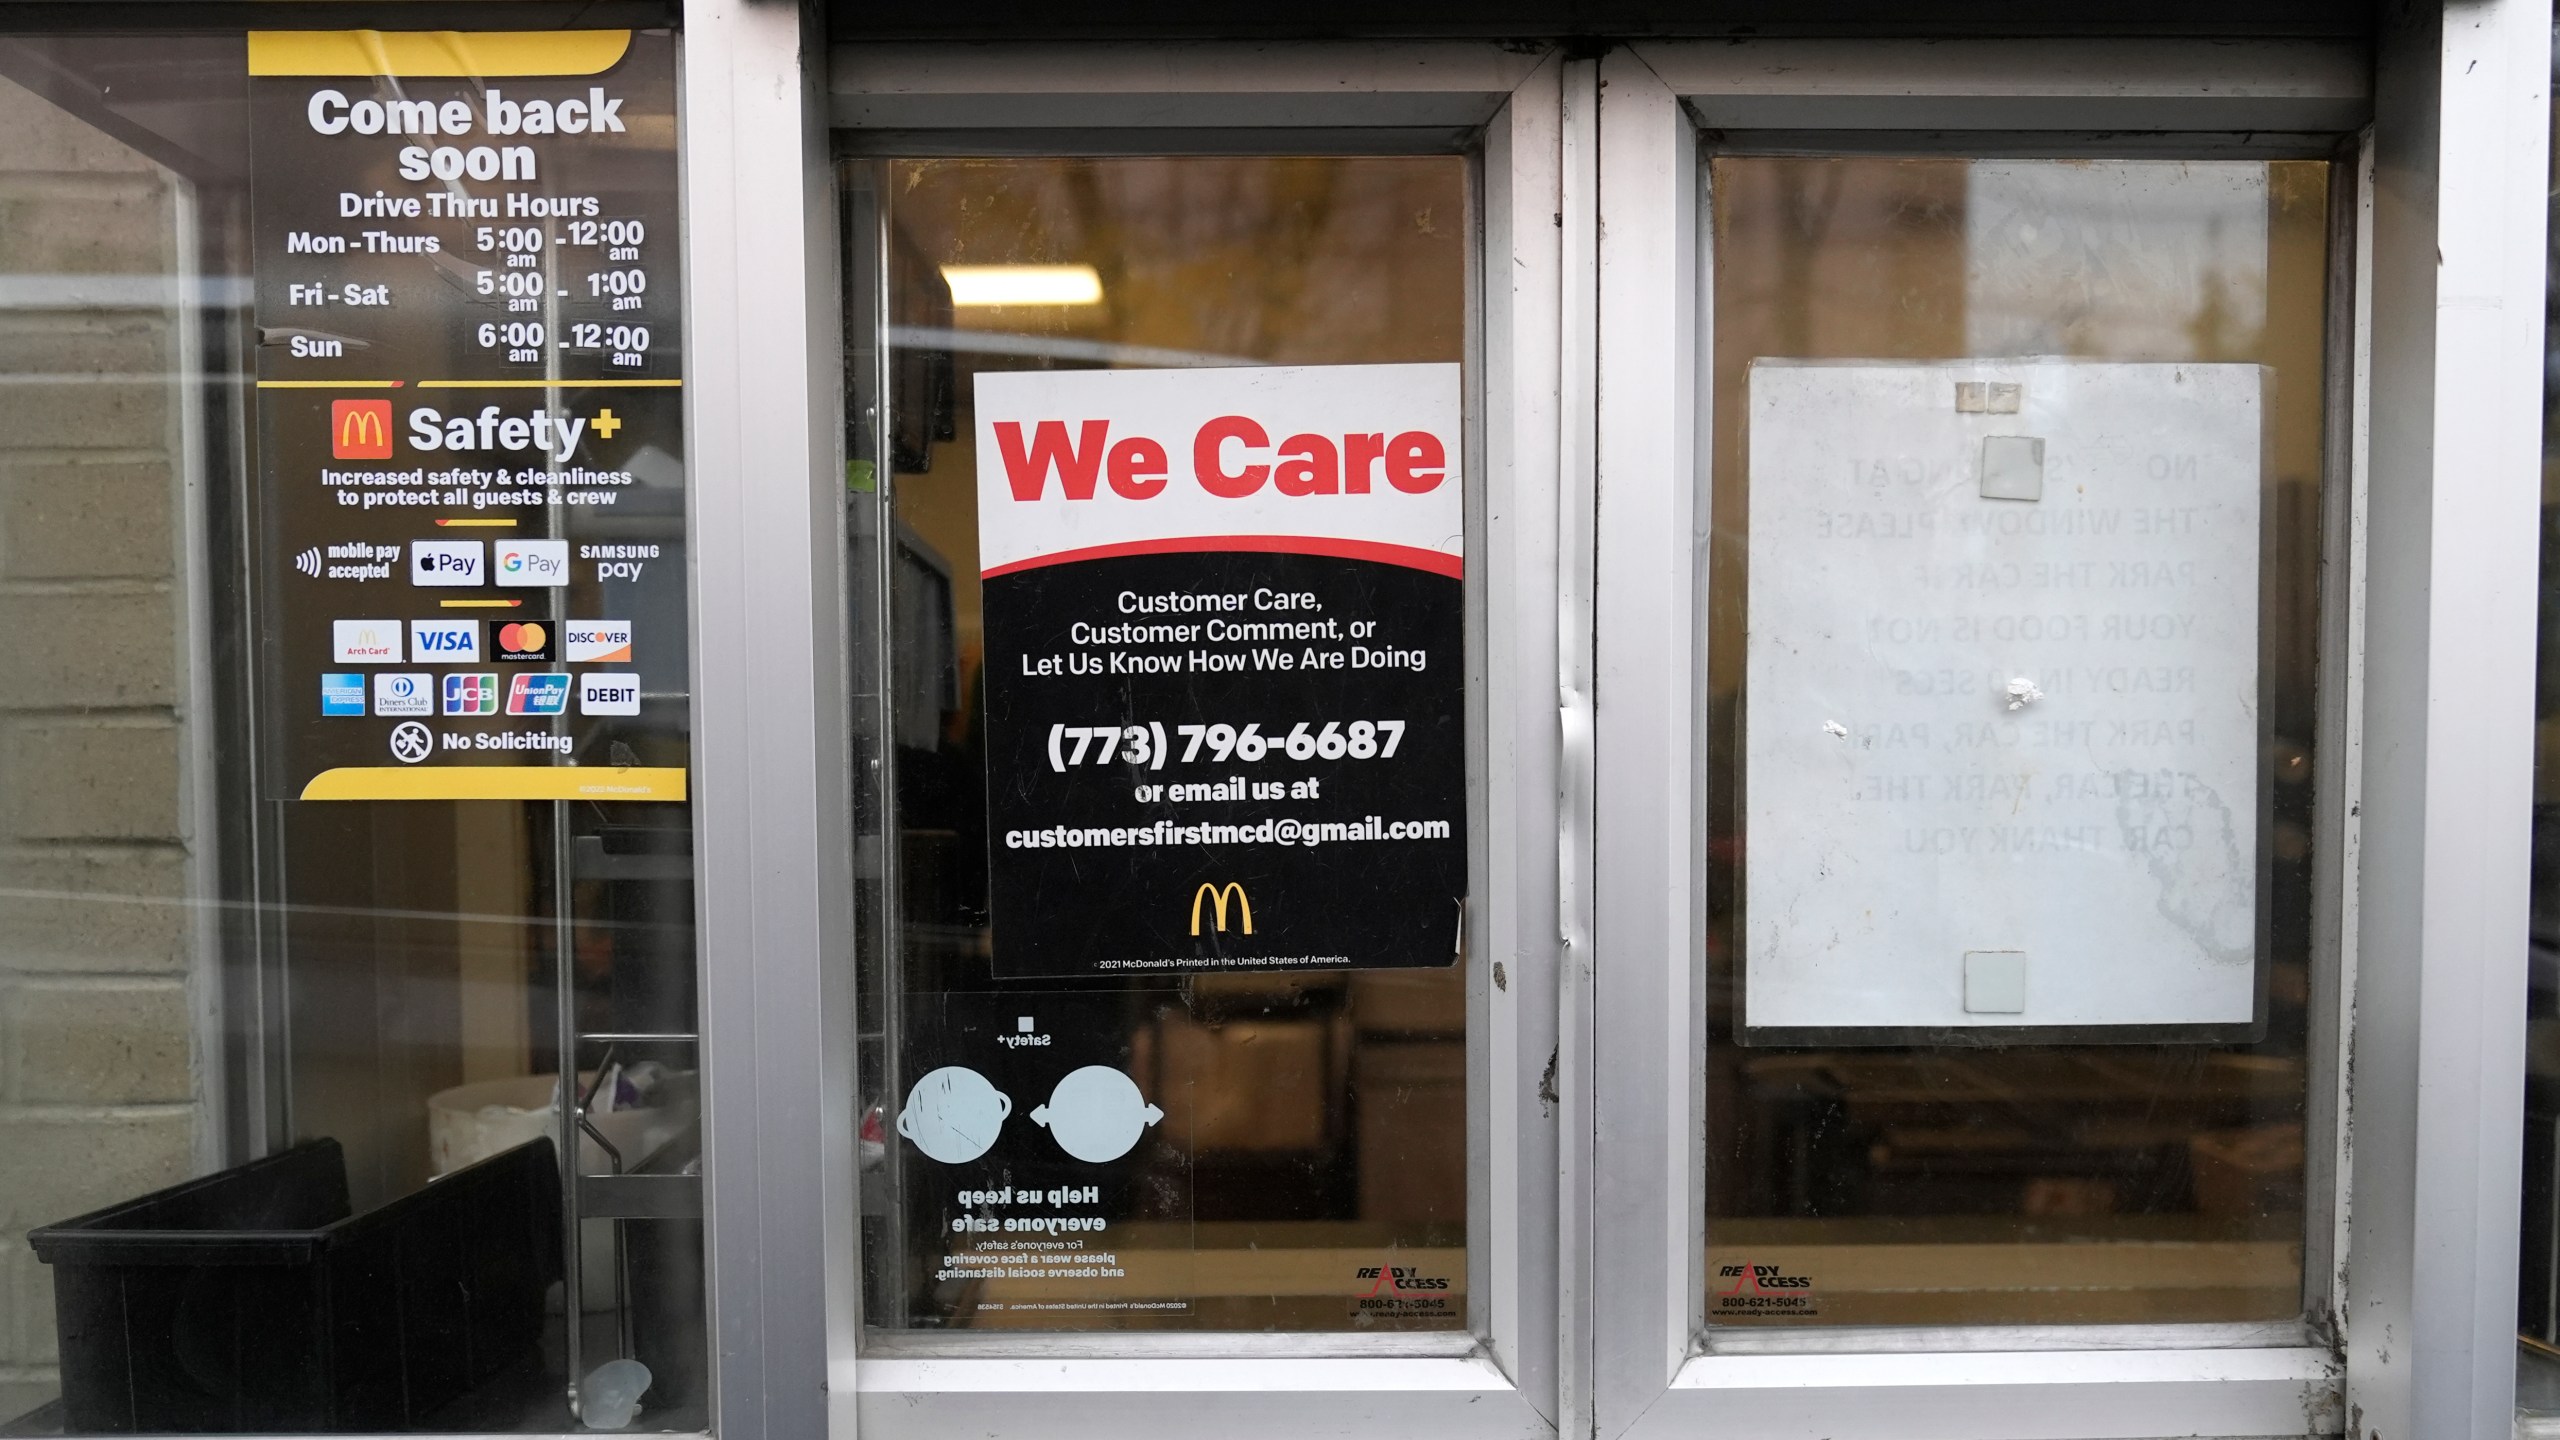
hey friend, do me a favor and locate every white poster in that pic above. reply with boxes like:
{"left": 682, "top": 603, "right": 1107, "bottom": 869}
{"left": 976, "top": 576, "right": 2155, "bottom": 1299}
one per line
{"left": 1744, "top": 360, "right": 2263, "bottom": 1032}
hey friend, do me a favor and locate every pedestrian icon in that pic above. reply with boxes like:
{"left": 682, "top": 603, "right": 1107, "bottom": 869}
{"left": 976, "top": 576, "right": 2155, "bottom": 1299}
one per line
{"left": 388, "top": 722, "right": 433, "bottom": 764}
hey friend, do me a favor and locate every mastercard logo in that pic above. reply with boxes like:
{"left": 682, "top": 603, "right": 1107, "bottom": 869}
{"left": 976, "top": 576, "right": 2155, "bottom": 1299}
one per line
{"left": 492, "top": 621, "right": 554, "bottom": 661}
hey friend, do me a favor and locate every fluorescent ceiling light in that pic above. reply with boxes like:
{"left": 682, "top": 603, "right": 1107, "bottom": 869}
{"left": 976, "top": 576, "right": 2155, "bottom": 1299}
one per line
{"left": 939, "top": 264, "right": 1104, "bottom": 307}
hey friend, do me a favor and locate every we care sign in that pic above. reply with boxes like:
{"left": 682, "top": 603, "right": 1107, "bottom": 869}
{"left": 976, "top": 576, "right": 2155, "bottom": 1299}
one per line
{"left": 970, "top": 363, "right": 1468, "bottom": 981}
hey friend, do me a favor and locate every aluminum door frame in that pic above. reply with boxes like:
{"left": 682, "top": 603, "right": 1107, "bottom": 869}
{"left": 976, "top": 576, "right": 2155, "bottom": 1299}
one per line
{"left": 1580, "top": 32, "right": 2429, "bottom": 1440}
{"left": 818, "top": 39, "right": 1570, "bottom": 1440}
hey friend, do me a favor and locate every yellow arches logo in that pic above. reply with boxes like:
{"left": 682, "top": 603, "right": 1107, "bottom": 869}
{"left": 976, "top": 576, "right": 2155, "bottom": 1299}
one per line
{"left": 1189, "top": 882, "right": 1253, "bottom": 936}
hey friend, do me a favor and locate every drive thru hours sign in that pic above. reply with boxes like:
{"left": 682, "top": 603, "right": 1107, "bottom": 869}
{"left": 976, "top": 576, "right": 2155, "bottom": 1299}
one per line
{"left": 973, "top": 363, "right": 1467, "bottom": 980}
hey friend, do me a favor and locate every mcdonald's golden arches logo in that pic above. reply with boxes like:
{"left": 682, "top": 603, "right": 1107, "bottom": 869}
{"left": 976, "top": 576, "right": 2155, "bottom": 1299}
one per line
{"left": 1189, "top": 882, "right": 1252, "bottom": 936}
{"left": 332, "top": 398, "right": 393, "bottom": 459}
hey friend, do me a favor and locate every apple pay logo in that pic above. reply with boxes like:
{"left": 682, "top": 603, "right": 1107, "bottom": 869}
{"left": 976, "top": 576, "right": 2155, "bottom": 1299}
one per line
{"left": 410, "top": 540, "right": 484, "bottom": 587}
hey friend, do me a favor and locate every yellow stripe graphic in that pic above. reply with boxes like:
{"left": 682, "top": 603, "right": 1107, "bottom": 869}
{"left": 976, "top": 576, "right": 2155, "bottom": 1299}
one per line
{"left": 414, "top": 379, "right": 682, "bottom": 389}
{"left": 248, "top": 30, "right": 632, "bottom": 78}
{"left": 300, "top": 766, "right": 686, "bottom": 802}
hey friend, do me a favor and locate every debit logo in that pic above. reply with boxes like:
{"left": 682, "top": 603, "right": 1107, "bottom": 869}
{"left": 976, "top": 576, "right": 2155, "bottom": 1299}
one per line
{"left": 321, "top": 673, "right": 367, "bottom": 716}
{"left": 494, "top": 539, "right": 569, "bottom": 586}
{"left": 443, "top": 672, "right": 499, "bottom": 716}
{"left": 506, "top": 672, "right": 571, "bottom": 716}
{"left": 410, "top": 539, "right": 485, "bottom": 586}
{"left": 410, "top": 618, "right": 481, "bottom": 662}
{"left": 492, "top": 621, "right": 554, "bottom": 663}
{"left": 331, "top": 399, "right": 394, "bottom": 460}
{"left": 579, "top": 673, "right": 640, "bottom": 715}
{"left": 565, "top": 620, "right": 632, "bottom": 663}
{"left": 373, "top": 672, "right": 432, "bottom": 717}
{"left": 332, "top": 619, "right": 402, "bottom": 663}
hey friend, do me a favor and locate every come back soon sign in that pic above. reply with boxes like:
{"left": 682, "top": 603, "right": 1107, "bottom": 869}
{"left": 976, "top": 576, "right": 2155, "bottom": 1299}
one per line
{"left": 970, "top": 363, "right": 1467, "bottom": 980}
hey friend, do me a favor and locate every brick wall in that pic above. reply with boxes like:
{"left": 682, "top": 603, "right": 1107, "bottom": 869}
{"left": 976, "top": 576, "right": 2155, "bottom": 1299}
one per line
{"left": 0, "top": 72, "right": 204, "bottom": 1419}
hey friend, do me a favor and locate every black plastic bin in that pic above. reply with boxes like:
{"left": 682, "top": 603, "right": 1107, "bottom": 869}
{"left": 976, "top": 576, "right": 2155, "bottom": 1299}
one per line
{"left": 28, "top": 1137, "right": 561, "bottom": 1434}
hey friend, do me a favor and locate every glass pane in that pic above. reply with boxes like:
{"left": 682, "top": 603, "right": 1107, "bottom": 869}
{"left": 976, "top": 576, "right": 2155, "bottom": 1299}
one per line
{"left": 1704, "top": 156, "right": 2330, "bottom": 1328}
{"left": 2519, "top": 23, "right": 2560, "bottom": 1426}
{"left": 0, "top": 31, "right": 706, "bottom": 1430}
{"left": 849, "top": 156, "right": 1473, "bottom": 1332}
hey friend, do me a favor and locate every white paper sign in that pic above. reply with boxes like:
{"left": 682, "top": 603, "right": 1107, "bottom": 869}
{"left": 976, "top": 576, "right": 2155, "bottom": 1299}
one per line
{"left": 1744, "top": 360, "right": 2263, "bottom": 1032}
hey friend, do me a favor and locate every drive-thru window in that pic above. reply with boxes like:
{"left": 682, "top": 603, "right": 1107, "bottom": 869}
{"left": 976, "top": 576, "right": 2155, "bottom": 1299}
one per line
{"left": 0, "top": 4, "right": 2549, "bottom": 1438}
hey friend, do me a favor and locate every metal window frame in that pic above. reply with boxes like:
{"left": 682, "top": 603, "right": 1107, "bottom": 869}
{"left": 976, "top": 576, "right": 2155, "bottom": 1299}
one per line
{"left": 1581, "top": 34, "right": 2412, "bottom": 1440}
{"left": 810, "top": 39, "right": 1568, "bottom": 1439}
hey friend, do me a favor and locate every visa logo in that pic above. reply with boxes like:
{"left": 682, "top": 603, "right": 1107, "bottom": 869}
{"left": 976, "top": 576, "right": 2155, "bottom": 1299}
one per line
{"left": 506, "top": 672, "right": 570, "bottom": 716}
{"left": 410, "top": 619, "right": 481, "bottom": 661}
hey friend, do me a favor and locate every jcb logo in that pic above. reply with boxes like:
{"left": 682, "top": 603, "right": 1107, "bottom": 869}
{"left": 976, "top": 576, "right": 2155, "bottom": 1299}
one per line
{"left": 1189, "top": 882, "right": 1252, "bottom": 936}
{"left": 332, "top": 399, "right": 393, "bottom": 459}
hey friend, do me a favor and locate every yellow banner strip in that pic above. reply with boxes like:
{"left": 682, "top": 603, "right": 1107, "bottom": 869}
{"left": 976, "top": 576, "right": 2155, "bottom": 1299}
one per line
{"left": 413, "top": 379, "right": 683, "bottom": 389}
{"left": 248, "top": 30, "right": 633, "bottom": 78}
{"left": 259, "top": 380, "right": 399, "bottom": 389}
{"left": 300, "top": 766, "right": 686, "bottom": 802}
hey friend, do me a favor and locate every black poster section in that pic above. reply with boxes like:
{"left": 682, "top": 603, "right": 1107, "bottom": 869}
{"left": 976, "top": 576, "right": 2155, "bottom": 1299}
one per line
{"left": 980, "top": 551, "right": 1466, "bottom": 979}
{"left": 249, "top": 31, "right": 686, "bottom": 803}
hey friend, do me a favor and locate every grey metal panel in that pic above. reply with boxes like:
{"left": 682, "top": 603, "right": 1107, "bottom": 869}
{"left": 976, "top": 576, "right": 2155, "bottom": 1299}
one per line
{"left": 684, "top": 0, "right": 856, "bottom": 1437}
{"left": 2347, "top": 0, "right": 2549, "bottom": 1435}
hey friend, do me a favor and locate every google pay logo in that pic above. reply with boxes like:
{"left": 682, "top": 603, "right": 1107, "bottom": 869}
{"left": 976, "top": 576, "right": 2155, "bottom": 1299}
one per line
{"left": 494, "top": 539, "right": 569, "bottom": 586}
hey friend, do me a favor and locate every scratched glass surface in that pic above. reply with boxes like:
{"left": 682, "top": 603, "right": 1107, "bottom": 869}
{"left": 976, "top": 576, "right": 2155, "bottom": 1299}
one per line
{"left": 845, "top": 157, "right": 1473, "bottom": 1332}
{"left": 1703, "top": 157, "right": 2332, "bottom": 1330}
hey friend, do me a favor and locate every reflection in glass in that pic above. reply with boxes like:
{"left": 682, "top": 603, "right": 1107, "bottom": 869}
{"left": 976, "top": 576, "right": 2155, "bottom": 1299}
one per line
{"left": 0, "top": 36, "right": 706, "bottom": 1431}
{"left": 847, "top": 157, "right": 1473, "bottom": 1332}
{"left": 1705, "top": 156, "right": 2332, "bottom": 1328}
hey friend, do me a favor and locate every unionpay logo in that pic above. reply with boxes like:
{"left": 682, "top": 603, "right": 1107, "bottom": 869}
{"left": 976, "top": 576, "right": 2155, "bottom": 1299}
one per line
{"left": 494, "top": 539, "right": 569, "bottom": 586}
{"left": 320, "top": 673, "right": 367, "bottom": 716}
{"left": 565, "top": 621, "right": 632, "bottom": 663}
{"left": 442, "top": 672, "right": 499, "bottom": 716}
{"left": 410, "top": 540, "right": 484, "bottom": 587}
{"left": 492, "top": 621, "right": 554, "bottom": 663}
{"left": 410, "top": 618, "right": 481, "bottom": 662}
{"left": 506, "top": 672, "right": 571, "bottom": 716}
{"left": 332, "top": 619, "right": 402, "bottom": 663}
{"left": 579, "top": 673, "right": 640, "bottom": 715}
{"left": 373, "top": 672, "right": 432, "bottom": 717}
{"left": 331, "top": 399, "right": 393, "bottom": 460}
